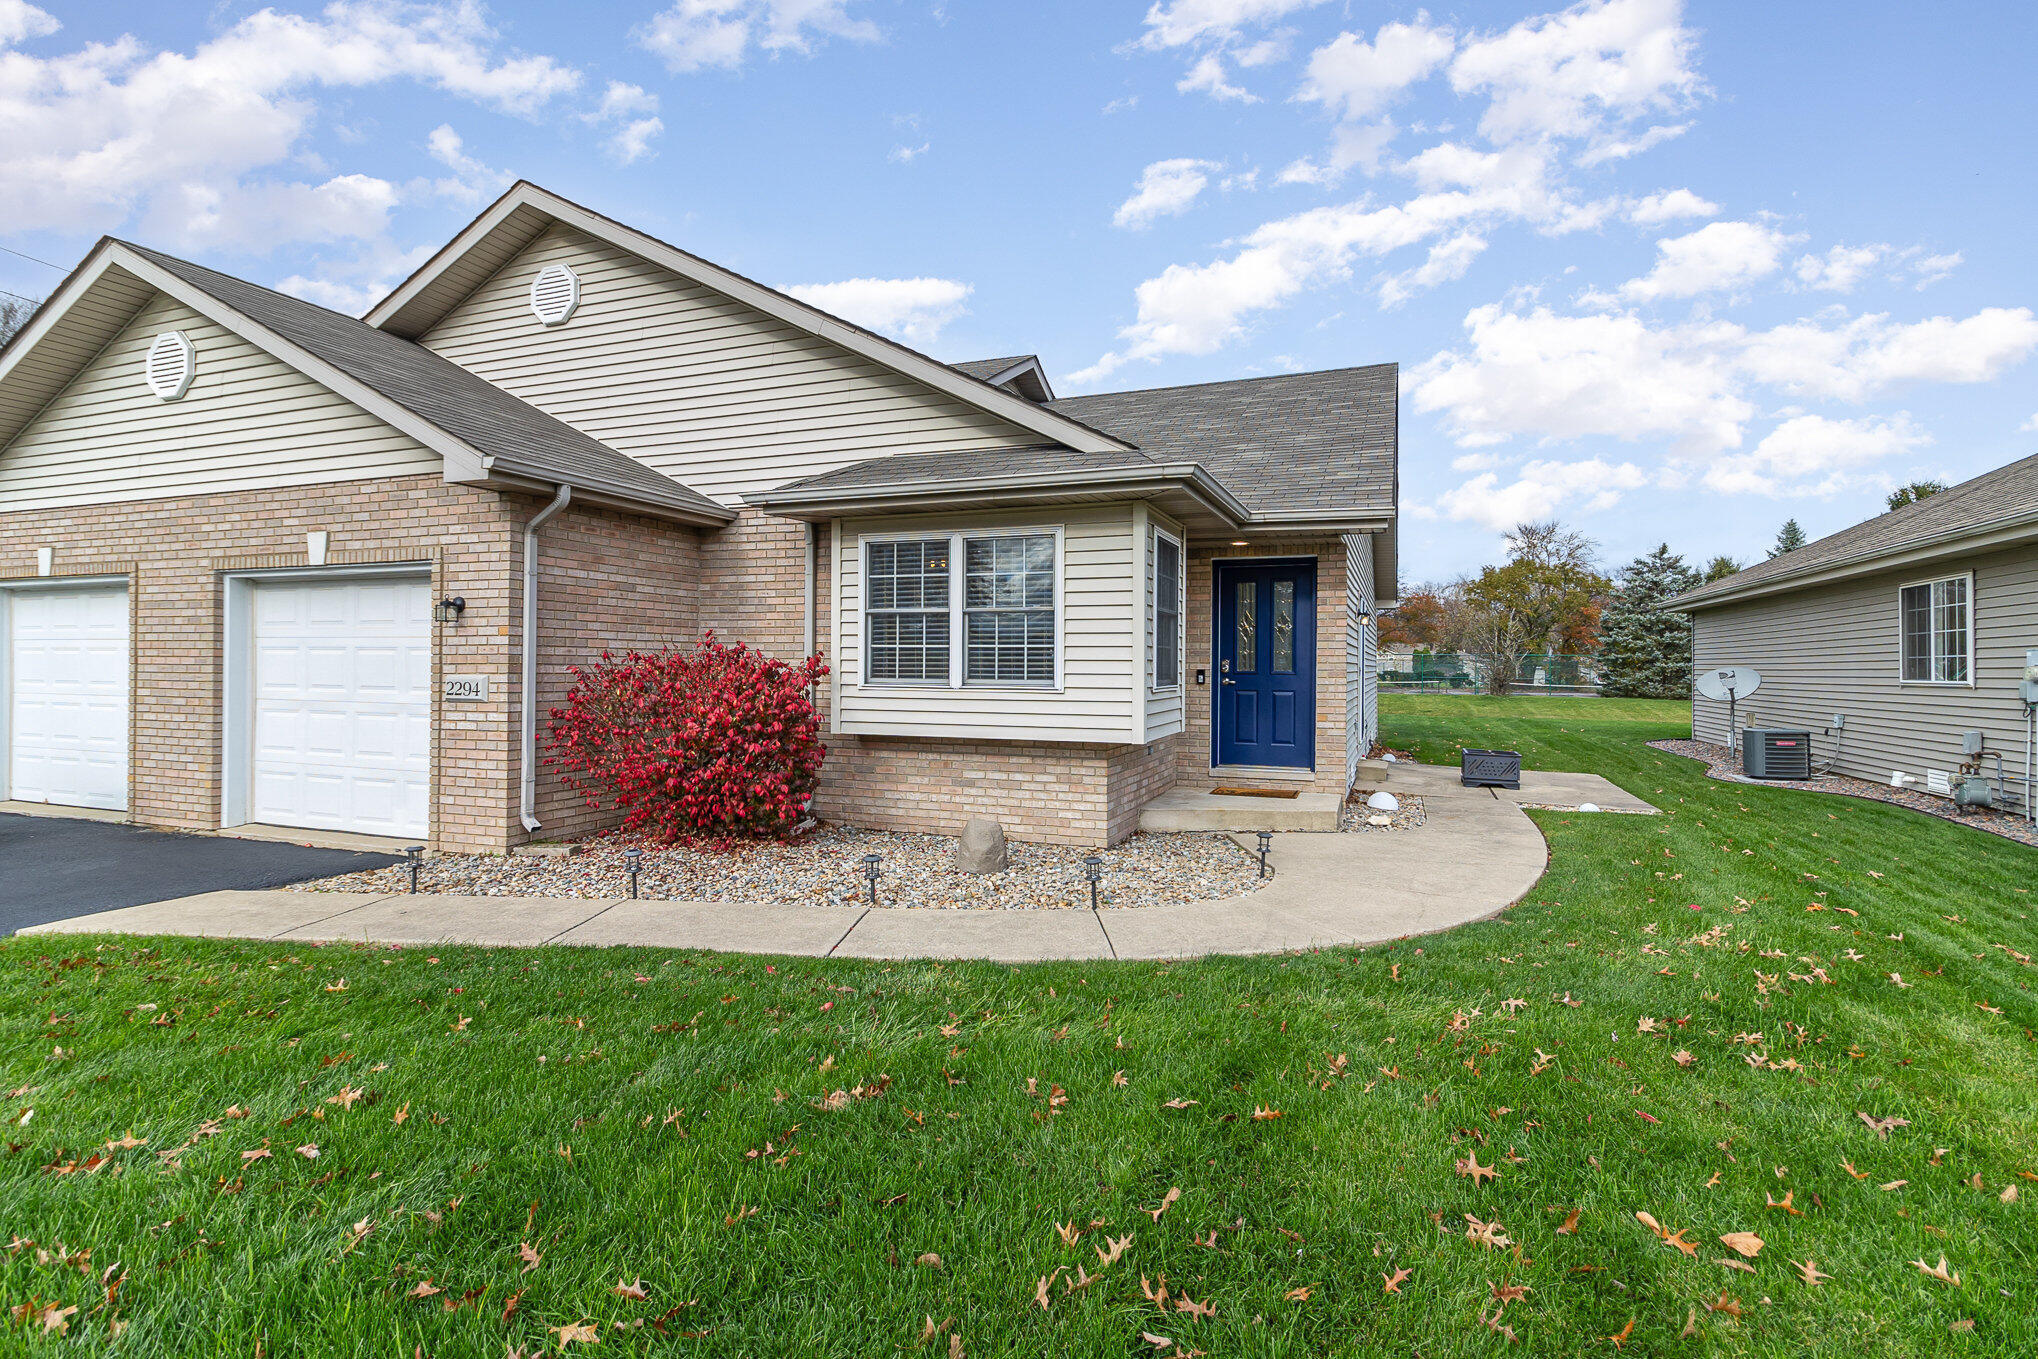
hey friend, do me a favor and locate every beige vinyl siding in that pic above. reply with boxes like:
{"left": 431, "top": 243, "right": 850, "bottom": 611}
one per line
{"left": 418, "top": 224, "right": 1046, "bottom": 506}
{"left": 1344, "top": 532, "right": 1378, "bottom": 783}
{"left": 835, "top": 505, "right": 1139, "bottom": 741}
{"left": 0, "top": 293, "right": 438, "bottom": 512}
{"left": 1143, "top": 509, "right": 1186, "bottom": 742}
{"left": 1690, "top": 541, "right": 2038, "bottom": 810}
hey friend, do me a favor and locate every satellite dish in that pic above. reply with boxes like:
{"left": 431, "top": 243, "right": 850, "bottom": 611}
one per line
{"left": 1695, "top": 666, "right": 1761, "bottom": 701}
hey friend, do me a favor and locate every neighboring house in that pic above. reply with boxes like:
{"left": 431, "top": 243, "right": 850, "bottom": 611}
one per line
{"left": 0, "top": 182, "right": 1398, "bottom": 852}
{"left": 1665, "top": 453, "right": 2038, "bottom": 813}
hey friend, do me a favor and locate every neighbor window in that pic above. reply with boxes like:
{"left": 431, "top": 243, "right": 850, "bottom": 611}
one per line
{"left": 863, "top": 530, "right": 1058, "bottom": 687}
{"left": 1152, "top": 529, "right": 1182, "bottom": 690}
{"left": 1900, "top": 574, "right": 1971, "bottom": 683}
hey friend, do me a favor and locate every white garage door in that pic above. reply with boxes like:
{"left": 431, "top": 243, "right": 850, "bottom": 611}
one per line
{"left": 249, "top": 575, "right": 431, "bottom": 839}
{"left": 6, "top": 585, "right": 130, "bottom": 811}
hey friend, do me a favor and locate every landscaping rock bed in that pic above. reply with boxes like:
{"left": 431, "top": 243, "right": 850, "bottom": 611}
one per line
{"left": 285, "top": 823, "right": 1266, "bottom": 910}
{"left": 1340, "top": 793, "right": 1426, "bottom": 833}
{"left": 1650, "top": 738, "right": 2038, "bottom": 851}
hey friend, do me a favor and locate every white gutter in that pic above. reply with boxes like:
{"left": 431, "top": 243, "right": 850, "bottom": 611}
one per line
{"left": 520, "top": 483, "right": 572, "bottom": 833}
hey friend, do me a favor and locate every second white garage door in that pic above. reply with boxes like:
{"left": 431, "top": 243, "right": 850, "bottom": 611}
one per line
{"left": 249, "top": 575, "right": 431, "bottom": 839}
{"left": 6, "top": 584, "right": 129, "bottom": 811}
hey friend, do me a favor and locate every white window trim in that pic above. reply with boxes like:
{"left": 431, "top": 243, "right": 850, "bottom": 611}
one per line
{"left": 1896, "top": 569, "right": 1976, "bottom": 688}
{"left": 1148, "top": 523, "right": 1185, "bottom": 697}
{"left": 856, "top": 525, "right": 1065, "bottom": 693}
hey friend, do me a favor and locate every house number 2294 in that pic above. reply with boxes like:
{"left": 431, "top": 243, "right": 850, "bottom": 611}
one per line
{"left": 443, "top": 675, "right": 490, "bottom": 702}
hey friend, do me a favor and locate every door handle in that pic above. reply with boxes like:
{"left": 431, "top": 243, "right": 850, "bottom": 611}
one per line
{"left": 1221, "top": 678, "right": 1235, "bottom": 685}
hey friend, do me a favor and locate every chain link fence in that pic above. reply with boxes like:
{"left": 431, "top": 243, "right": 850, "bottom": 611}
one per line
{"left": 1379, "top": 651, "right": 1604, "bottom": 696}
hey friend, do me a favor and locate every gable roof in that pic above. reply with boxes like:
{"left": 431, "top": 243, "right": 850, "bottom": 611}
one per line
{"left": 1045, "top": 364, "right": 1399, "bottom": 523}
{"left": 950, "top": 354, "right": 1054, "bottom": 401}
{"left": 364, "top": 181, "right": 1126, "bottom": 456}
{"left": 0, "top": 239, "right": 730, "bottom": 524}
{"left": 1667, "top": 451, "right": 2038, "bottom": 611}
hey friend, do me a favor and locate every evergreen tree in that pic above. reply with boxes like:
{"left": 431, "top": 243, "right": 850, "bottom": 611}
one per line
{"left": 1768, "top": 519, "right": 1808, "bottom": 558}
{"left": 1598, "top": 544, "right": 1702, "bottom": 699}
{"left": 1703, "top": 554, "right": 1741, "bottom": 582}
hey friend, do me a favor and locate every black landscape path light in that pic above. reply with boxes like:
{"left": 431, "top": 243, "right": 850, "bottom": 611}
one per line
{"left": 405, "top": 845, "right": 425, "bottom": 894}
{"left": 1256, "top": 830, "right": 1273, "bottom": 879}
{"left": 624, "top": 848, "right": 643, "bottom": 900}
{"left": 1084, "top": 854, "right": 1103, "bottom": 911}
{"left": 863, "top": 853, "right": 883, "bottom": 907}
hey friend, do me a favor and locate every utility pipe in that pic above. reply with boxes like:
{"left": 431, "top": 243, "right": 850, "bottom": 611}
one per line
{"left": 520, "top": 483, "right": 572, "bottom": 832}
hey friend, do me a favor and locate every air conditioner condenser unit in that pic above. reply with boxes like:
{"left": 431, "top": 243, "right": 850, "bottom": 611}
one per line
{"left": 1742, "top": 729, "right": 1813, "bottom": 780}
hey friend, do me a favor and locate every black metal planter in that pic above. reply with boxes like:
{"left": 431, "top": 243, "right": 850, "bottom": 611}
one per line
{"left": 1461, "top": 748, "right": 1522, "bottom": 789}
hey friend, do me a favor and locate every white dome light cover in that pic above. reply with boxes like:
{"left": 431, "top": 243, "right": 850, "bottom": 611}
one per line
{"left": 143, "top": 330, "right": 195, "bottom": 401}
{"left": 529, "top": 263, "right": 581, "bottom": 326}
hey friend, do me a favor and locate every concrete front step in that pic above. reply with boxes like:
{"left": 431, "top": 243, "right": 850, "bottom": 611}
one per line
{"left": 1136, "top": 787, "right": 1343, "bottom": 833}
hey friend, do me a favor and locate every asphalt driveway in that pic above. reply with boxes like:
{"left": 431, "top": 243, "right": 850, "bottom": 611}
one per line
{"left": 0, "top": 813, "right": 401, "bottom": 936}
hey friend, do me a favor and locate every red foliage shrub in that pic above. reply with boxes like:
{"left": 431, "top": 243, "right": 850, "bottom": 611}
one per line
{"left": 546, "top": 633, "right": 828, "bottom": 842}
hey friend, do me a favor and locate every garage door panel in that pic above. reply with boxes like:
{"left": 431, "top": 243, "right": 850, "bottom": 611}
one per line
{"left": 7, "top": 585, "right": 130, "bottom": 812}
{"left": 247, "top": 576, "right": 430, "bottom": 839}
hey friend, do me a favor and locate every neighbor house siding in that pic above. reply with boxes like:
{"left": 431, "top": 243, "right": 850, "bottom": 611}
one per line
{"left": 0, "top": 292, "right": 441, "bottom": 512}
{"left": 415, "top": 223, "right": 1046, "bottom": 505}
{"left": 832, "top": 504, "right": 1141, "bottom": 741}
{"left": 1690, "top": 540, "right": 2038, "bottom": 809}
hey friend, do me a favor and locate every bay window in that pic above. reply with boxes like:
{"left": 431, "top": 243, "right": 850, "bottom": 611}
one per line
{"left": 1151, "top": 528, "right": 1182, "bottom": 690}
{"left": 863, "top": 529, "right": 1059, "bottom": 687}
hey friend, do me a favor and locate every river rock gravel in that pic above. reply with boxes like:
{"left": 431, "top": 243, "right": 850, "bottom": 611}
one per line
{"left": 285, "top": 823, "right": 1267, "bottom": 911}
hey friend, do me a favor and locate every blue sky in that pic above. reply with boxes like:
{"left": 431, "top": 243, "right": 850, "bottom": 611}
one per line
{"left": 3, "top": 0, "right": 2034, "bottom": 582}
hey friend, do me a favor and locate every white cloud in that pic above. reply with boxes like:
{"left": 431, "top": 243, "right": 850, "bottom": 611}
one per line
{"left": 1176, "top": 52, "right": 1256, "bottom": 102}
{"left": 1906, "top": 250, "right": 1962, "bottom": 289}
{"left": 1736, "top": 307, "right": 2038, "bottom": 402}
{"left": 637, "top": 0, "right": 877, "bottom": 73}
{"left": 2022, "top": 412, "right": 2038, "bottom": 433}
{"left": 1701, "top": 413, "right": 1929, "bottom": 496}
{"left": 1138, "top": 0, "right": 1326, "bottom": 50}
{"left": 1439, "top": 456, "right": 1649, "bottom": 530}
{"left": 1410, "top": 303, "right": 1750, "bottom": 453}
{"left": 1572, "top": 119, "right": 1686, "bottom": 165}
{"left": 889, "top": 141, "right": 930, "bottom": 163}
{"left": 1378, "top": 231, "right": 1486, "bottom": 307}
{"left": 783, "top": 276, "right": 971, "bottom": 343}
{"left": 587, "top": 81, "right": 664, "bottom": 163}
{"left": 1296, "top": 18, "right": 1455, "bottom": 122}
{"left": 1448, "top": 0, "right": 1704, "bottom": 154}
{"left": 423, "top": 124, "right": 509, "bottom": 204}
{"left": 1275, "top": 119, "right": 1396, "bottom": 185}
{"left": 0, "top": 1, "right": 579, "bottom": 247}
{"left": 1626, "top": 187, "right": 1716, "bottom": 224}
{"left": 1619, "top": 219, "right": 1797, "bottom": 301}
{"left": 0, "top": 0, "right": 58, "bottom": 45}
{"left": 1792, "top": 242, "right": 1884, "bottom": 293}
{"left": 1114, "top": 158, "right": 1222, "bottom": 229}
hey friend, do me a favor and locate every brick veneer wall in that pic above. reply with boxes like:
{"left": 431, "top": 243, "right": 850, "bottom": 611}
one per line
{"left": 1177, "top": 537, "right": 1352, "bottom": 798}
{"left": 0, "top": 475, "right": 525, "bottom": 852}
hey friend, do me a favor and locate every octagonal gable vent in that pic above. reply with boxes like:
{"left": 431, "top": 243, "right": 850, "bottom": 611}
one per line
{"left": 143, "top": 330, "right": 195, "bottom": 401}
{"left": 529, "top": 263, "right": 581, "bottom": 326}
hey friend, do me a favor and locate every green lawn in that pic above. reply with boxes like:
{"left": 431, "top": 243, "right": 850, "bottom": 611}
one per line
{"left": 5, "top": 695, "right": 2037, "bottom": 1356}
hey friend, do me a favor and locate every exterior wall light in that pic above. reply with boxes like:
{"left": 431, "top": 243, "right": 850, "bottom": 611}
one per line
{"left": 624, "top": 847, "right": 643, "bottom": 899}
{"left": 1084, "top": 854, "right": 1104, "bottom": 911}
{"left": 1354, "top": 607, "right": 1373, "bottom": 626}
{"left": 434, "top": 596, "right": 467, "bottom": 624}
{"left": 1255, "top": 829, "right": 1273, "bottom": 878}
{"left": 863, "top": 852, "right": 883, "bottom": 906}
{"left": 405, "top": 845, "right": 426, "bottom": 893}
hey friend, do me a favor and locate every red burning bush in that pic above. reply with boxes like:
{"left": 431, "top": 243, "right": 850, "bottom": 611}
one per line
{"left": 547, "top": 634, "right": 828, "bottom": 842}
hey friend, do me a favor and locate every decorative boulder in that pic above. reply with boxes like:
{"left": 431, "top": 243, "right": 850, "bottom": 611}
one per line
{"left": 1382, "top": 753, "right": 1399, "bottom": 763}
{"left": 1366, "top": 791, "right": 1399, "bottom": 812}
{"left": 1367, "top": 814, "right": 1392, "bottom": 827}
{"left": 1578, "top": 802, "right": 1601, "bottom": 813}
{"left": 954, "top": 818, "right": 1009, "bottom": 874}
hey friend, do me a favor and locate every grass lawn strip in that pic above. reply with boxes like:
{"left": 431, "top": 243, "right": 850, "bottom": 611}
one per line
{"left": 3, "top": 694, "right": 2036, "bottom": 1355}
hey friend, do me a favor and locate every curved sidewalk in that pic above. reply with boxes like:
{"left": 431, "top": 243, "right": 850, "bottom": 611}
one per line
{"left": 22, "top": 777, "right": 1556, "bottom": 961}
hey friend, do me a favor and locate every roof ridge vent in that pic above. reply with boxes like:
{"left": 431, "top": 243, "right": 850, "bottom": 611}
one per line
{"left": 143, "top": 330, "right": 195, "bottom": 401}
{"left": 529, "top": 263, "right": 581, "bottom": 326}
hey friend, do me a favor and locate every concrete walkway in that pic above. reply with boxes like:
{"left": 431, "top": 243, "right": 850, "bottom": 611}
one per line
{"left": 19, "top": 764, "right": 1578, "bottom": 960}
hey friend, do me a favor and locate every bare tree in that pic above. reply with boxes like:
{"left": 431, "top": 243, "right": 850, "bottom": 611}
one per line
{"left": 0, "top": 297, "right": 30, "bottom": 349}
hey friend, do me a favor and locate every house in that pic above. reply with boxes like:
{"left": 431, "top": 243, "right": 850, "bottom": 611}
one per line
{"left": 0, "top": 182, "right": 1398, "bottom": 852}
{"left": 1665, "top": 452, "right": 2038, "bottom": 812}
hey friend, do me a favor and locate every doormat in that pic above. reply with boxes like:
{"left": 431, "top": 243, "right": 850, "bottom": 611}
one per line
{"left": 1211, "top": 786, "right": 1300, "bottom": 799}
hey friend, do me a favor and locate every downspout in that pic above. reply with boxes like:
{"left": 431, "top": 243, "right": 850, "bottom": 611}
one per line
{"left": 520, "top": 484, "right": 572, "bottom": 833}
{"left": 803, "top": 523, "right": 817, "bottom": 658}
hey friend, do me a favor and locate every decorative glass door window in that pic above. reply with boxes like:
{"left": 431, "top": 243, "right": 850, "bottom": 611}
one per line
{"left": 1272, "top": 578, "right": 1296, "bottom": 673}
{"left": 1234, "top": 581, "right": 1257, "bottom": 672}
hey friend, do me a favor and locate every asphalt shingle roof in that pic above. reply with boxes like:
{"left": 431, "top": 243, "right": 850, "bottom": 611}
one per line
{"left": 1043, "top": 364, "right": 1398, "bottom": 518}
{"left": 950, "top": 355, "right": 1037, "bottom": 382}
{"left": 1668, "top": 451, "right": 2038, "bottom": 609}
{"left": 755, "top": 445, "right": 1164, "bottom": 498}
{"left": 124, "top": 242, "right": 727, "bottom": 520}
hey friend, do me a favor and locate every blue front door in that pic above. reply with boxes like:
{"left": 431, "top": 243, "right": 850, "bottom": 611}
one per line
{"left": 1215, "top": 559, "right": 1316, "bottom": 769}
